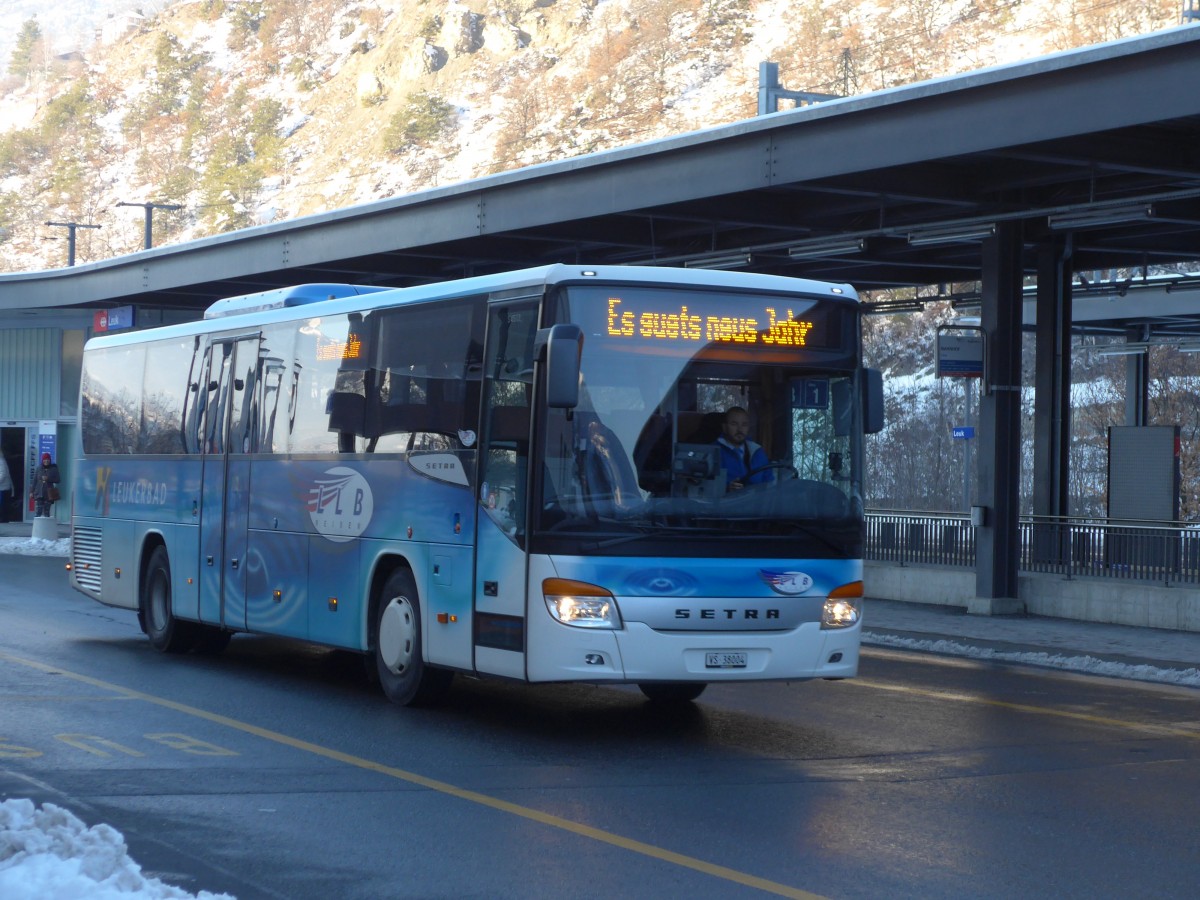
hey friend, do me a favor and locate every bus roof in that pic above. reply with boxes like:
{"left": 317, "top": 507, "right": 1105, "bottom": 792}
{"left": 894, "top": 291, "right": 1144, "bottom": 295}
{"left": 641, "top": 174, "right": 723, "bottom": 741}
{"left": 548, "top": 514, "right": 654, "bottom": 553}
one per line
{"left": 86, "top": 264, "right": 860, "bottom": 349}
{"left": 202, "top": 283, "right": 393, "bottom": 319}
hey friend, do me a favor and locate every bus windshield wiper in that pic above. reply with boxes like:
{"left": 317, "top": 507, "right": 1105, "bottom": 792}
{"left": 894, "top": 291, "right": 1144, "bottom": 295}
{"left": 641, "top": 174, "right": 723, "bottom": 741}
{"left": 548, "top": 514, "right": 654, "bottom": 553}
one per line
{"left": 586, "top": 524, "right": 730, "bottom": 549}
{"left": 784, "top": 520, "right": 849, "bottom": 555}
{"left": 585, "top": 524, "right": 660, "bottom": 549}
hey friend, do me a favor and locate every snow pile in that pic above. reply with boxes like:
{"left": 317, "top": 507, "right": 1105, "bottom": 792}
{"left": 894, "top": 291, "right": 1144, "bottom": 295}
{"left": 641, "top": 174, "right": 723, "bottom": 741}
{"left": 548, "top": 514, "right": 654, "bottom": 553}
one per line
{"left": 0, "top": 537, "right": 70, "bottom": 557}
{"left": 0, "top": 799, "right": 234, "bottom": 900}
{"left": 864, "top": 632, "right": 1200, "bottom": 687}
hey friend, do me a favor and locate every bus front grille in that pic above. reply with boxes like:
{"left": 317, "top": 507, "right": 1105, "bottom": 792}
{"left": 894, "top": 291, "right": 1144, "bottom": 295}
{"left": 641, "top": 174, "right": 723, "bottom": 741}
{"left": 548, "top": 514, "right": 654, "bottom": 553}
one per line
{"left": 72, "top": 526, "right": 102, "bottom": 593}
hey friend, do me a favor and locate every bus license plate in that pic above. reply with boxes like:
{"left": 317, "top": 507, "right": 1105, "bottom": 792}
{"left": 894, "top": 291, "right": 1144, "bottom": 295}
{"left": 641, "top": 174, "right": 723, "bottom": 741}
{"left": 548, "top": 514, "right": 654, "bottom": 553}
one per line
{"left": 706, "top": 651, "right": 747, "bottom": 669}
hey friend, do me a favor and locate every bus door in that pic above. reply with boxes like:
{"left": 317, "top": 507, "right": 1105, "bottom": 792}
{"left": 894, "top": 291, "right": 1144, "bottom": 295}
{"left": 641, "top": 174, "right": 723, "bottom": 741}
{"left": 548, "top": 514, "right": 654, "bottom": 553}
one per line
{"left": 473, "top": 300, "right": 539, "bottom": 679}
{"left": 198, "top": 335, "right": 260, "bottom": 631}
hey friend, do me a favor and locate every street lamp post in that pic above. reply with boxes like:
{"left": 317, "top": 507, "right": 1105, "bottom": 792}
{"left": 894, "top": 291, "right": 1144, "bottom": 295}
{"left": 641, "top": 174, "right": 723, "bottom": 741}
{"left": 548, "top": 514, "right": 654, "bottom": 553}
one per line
{"left": 44, "top": 221, "right": 101, "bottom": 266}
{"left": 116, "top": 201, "right": 183, "bottom": 249}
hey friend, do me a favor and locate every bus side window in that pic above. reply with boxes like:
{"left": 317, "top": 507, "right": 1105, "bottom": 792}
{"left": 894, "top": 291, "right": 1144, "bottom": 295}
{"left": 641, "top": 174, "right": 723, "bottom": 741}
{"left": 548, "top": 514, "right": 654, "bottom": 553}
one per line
{"left": 80, "top": 344, "right": 146, "bottom": 455}
{"left": 289, "top": 316, "right": 349, "bottom": 454}
{"left": 481, "top": 405, "right": 529, "bottom": 533}
{"left": 201, "top": 344, "right": 232, "bottom": 455}
{"left": 140, "top": 338, "right": 190, "bottom": 454}
{"left": 180, "top": 339, "right": 205, "bottom": 454}
{"left": 256, "top": 324, "right": 294, "bottom": 454}
{"left": 479, "top": 300, "right": 538, "bottom": 539}
{"left": 367, "top": 298, "right": 485, "bottom": 452}
{"left": 227, "top": 338, "right": 261, "bottom": 454}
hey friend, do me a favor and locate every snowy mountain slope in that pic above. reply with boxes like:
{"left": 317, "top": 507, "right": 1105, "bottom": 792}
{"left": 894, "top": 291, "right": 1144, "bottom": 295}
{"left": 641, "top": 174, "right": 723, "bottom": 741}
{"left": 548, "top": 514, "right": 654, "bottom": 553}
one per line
{"left": 0, "top": 0, "right": 1183, "bottom": 273}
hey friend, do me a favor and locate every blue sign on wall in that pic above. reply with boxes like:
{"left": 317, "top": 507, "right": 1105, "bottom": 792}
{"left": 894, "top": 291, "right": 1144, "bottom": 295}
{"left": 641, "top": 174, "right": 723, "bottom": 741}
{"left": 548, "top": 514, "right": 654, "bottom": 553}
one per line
{"left": 106, "top": 305, "right": 135, "bottom": 330}
{"left": 952, "top": 426, "right": 975, "bottom": 439}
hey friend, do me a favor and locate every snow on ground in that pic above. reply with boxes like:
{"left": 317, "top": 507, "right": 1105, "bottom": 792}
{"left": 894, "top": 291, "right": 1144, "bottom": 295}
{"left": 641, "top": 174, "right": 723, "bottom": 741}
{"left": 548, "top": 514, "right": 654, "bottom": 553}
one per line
{"left": 0, "top": 799, "right": 234, "bottom": 900}
{"left": 863, "top": 632, "right": 1200, "bottom": 688}
{"left": 0, "top": 537, "right": 70, "bottom": 557}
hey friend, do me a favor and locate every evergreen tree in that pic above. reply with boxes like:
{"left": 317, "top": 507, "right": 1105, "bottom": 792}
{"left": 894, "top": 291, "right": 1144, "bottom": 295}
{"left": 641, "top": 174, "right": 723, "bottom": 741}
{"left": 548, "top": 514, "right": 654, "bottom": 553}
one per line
{"left": 383, "top": 92, "right": 457, "bottom": 155}
{"left": 8, "top": 17, "right": 43, "bottom": 81}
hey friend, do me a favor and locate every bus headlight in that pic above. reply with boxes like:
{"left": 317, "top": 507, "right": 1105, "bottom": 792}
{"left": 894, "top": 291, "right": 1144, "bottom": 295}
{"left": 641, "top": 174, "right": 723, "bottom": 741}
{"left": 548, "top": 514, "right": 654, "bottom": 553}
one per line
{"left": 543, "top": 578, "right": 622, "bottom": 629}
{"left": 821, "top": 581, "right": 863, "bottom": 629}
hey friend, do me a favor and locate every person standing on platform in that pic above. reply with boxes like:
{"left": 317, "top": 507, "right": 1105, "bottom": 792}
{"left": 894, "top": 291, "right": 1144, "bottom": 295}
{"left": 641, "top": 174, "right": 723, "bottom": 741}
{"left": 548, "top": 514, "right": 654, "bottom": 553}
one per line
{"left": 32, "top": 452, "right": 60, "bottom": 518}
{"left": 0, "top": 454, "right": 12, "bottom": 522}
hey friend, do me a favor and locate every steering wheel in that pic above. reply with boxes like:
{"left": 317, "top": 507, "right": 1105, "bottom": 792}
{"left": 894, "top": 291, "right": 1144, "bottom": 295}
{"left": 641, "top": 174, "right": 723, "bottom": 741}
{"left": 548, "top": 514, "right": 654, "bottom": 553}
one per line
{"left": 744, "top": 463, "right": 798, "bottom": 481}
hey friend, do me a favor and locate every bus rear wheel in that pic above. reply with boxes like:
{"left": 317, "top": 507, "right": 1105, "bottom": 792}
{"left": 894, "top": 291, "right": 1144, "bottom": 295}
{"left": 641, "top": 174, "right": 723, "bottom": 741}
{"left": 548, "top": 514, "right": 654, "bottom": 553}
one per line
{"left": 142, "top": 546, "right": 195, "bottom": 654}
{"left": 373, "top": 569, "right": 452, "bottom": 706}
{"left": 638, "top": 682, "right": 707, "bottom": 703}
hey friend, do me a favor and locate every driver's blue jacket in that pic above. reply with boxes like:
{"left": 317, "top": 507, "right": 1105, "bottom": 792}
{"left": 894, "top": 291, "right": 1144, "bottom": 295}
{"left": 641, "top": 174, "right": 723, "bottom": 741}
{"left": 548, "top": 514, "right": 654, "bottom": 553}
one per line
{"left": 715, "top": 437, "right": 772, "bottom": 485}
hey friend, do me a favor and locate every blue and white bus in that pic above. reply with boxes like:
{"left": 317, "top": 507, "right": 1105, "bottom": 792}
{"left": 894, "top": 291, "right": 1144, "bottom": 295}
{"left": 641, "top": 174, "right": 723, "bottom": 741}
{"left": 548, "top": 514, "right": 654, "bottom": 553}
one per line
{"left": 70, "top": 265, "right": 883, "bottom": 705}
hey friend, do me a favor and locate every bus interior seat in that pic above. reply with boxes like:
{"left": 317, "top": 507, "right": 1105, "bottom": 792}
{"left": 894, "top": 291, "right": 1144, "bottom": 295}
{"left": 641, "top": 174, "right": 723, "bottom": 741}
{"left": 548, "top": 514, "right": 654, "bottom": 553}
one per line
{"left": 633, "top": 413, "right": 672, "bottom": 492}
{"left": 582, "top": 419, "right": 642, "bottom": 513}
{"left": 677, "top": 410, "right": 725, "bottom": 445}
{"left": 489, "top": 406, "right": 530, "bottom": 444}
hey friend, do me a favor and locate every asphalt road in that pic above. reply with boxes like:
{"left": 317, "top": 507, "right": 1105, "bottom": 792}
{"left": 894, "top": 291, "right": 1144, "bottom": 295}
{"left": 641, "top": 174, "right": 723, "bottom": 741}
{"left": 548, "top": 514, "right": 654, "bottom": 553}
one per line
{"left": 2, "top": 554, "right": 1198, "bottom": 899}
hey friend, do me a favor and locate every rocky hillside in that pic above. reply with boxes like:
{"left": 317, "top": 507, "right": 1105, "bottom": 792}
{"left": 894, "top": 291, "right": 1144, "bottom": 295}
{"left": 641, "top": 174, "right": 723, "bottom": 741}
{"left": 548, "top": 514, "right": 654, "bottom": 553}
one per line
{"left": 0, "top": 0, "right": 1184, "bottom": 272}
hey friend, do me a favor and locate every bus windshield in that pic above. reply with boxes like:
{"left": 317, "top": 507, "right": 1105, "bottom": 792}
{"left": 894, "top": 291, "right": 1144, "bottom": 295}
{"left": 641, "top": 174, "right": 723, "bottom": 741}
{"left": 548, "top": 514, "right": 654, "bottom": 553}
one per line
{"left": 530, "top": 284, "right": 866, "bottom": 558}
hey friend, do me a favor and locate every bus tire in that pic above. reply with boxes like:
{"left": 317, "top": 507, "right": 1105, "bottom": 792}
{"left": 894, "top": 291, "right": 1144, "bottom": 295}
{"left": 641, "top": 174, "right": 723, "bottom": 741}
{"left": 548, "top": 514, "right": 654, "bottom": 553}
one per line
{"left": 141, "top": 545, "right": 195, "bottom": 654}
{"left": 373, "top": 569, "right": 453, "bottom": 706}
{"left": 638, "top": 682, "right": 706, "bottom": 703}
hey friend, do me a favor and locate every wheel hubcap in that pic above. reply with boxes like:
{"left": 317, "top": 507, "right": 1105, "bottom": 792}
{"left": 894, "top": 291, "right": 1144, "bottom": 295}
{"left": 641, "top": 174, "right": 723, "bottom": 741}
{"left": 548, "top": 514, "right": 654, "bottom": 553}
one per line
{"left": 378, "top": 597, "right": 416, "bottom": 674}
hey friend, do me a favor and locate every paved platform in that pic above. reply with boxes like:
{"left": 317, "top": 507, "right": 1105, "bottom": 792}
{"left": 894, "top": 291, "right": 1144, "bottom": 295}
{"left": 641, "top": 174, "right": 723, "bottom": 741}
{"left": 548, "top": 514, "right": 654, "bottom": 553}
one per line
{"left": 0, "top": 520, "right": 68, "bottom": 539}
{"left": 864, "top": 597, "right": 1200, "bottom": 685}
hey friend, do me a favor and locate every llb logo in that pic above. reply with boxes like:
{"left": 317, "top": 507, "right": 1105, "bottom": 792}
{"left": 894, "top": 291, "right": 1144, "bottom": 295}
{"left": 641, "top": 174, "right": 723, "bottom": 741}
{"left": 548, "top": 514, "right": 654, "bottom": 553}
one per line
{"left": 758, "top": 570, "right": 814, "bottom": 596}
{"left": 307, "top": 467, "right": 373, "bottom": 543}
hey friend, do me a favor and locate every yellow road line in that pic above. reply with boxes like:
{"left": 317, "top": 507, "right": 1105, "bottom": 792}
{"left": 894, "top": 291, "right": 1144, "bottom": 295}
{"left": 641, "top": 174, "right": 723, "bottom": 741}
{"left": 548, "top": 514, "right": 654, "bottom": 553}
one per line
{"left": 0, "top": 651, "right": 823, "bottom": 900}
{"left": 847, "top": 675, "right": 1200, "bottom": 739}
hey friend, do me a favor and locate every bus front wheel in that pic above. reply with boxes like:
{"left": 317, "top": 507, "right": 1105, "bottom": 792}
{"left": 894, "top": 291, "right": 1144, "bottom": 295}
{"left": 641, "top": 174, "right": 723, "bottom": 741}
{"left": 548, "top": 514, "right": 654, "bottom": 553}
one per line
{"left": 141, "top": 546, "right": 195, "bottom": 654}
{"left": 638, "top": 682, "right": 707, "bottom": 703}
{"left": 373, "top": 569, "right": 452, "bottom": 706}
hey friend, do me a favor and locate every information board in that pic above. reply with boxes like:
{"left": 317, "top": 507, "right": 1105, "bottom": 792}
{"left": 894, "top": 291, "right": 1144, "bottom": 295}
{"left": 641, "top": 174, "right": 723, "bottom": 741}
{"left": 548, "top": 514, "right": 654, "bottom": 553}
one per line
{"left": 936, "top": 331, "right": 984, "bottom": 378}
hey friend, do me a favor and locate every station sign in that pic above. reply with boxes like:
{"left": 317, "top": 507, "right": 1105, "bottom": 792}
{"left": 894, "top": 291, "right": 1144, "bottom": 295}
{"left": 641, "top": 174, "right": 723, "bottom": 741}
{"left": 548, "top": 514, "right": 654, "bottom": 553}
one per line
{"left": 952, "top": 426, "right": 975, "bottom": 439}
{"left": 937, "top": 331, "right": 984, "bottom": 378}
{"left": 38, "top": 421, "right": 56, "bottom": 461}
{"left": 93, "top": 305, "right": 135, "bottom": 333}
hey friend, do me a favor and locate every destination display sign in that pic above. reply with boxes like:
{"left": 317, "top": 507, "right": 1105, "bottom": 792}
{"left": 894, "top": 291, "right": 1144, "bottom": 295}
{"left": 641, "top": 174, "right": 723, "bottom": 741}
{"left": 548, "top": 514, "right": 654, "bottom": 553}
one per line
{"left": 606, "top": 297, "right": 815, "bottom": 348}
{"left": 570, "top": 286, "right": 850, "bottom": 363}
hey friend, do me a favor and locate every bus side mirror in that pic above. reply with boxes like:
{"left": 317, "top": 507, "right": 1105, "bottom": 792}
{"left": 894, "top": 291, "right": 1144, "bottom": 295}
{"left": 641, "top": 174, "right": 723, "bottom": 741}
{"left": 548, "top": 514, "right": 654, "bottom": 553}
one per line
{"left": 537, "top": 324, "right": 583, "bottom": 409}
{"left": 863, "top": 368, "right": 884, "bottom": 434}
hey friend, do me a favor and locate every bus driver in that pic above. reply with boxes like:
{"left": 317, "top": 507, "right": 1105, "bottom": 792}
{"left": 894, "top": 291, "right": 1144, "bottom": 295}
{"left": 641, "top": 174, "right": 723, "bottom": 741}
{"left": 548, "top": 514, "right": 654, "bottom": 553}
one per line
{"left": 715, "top": 406, "right": 771, "bottom": 491}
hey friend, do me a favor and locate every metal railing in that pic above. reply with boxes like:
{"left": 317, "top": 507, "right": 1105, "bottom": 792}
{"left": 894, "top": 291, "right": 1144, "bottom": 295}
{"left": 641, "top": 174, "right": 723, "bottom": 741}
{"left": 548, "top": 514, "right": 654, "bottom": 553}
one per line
{"left": 866, "top": 510, "right": 1200, "bottom": 586}
{"left": 867, "top": 510, "right": 976, "bottom": 567}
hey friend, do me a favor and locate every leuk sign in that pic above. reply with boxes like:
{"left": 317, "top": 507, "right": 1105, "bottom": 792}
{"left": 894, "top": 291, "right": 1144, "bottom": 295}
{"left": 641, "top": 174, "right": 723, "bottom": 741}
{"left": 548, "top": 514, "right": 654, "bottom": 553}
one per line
{"left": 93, "top": 305, "right": 135, "bottom": 333}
